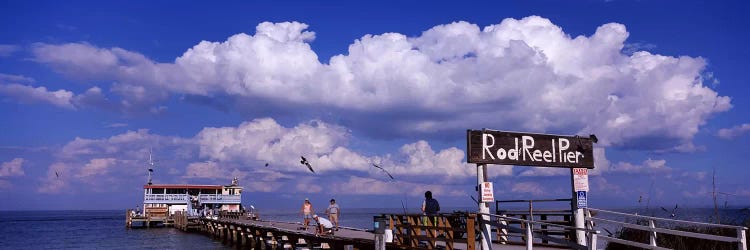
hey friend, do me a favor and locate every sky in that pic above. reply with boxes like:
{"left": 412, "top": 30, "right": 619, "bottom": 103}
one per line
{"left": 0, "top": 0, "right": 749, "bottom": 211}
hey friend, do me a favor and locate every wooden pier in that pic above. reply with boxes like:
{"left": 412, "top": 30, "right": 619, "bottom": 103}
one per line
{"left": 131, "top": 210, "right": 565, "bottom": 249}
{"left": 126, "top": 208, "right": 173, "bottom": 228}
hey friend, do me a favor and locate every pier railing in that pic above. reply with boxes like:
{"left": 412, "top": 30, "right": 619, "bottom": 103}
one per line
{"left": 143, "top": 194, "right": 241, "bottom": 204}
{"left": 495, "top": 198, "right": 575, "bottom": 246}
{"left": 479, "top": 212, "right": 599, "bottom": 250}
{"left": 144, "top": 194, "right": 188, "bottom": 204}
{"left": 199, "top": 194, "right": 241, "bottom": 203}
{"left": 384, "top": 212, "right": 476, "bottom": 249}
{"left": 586, "top": 208, "right": 748, "bottom": 250}
{"left": 218, "top": 211, "right": 245, "bottom": 220}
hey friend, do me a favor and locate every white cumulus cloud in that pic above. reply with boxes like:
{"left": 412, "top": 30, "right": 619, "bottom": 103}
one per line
{"left": 717, "top": 123, "right": 750, "bottom": 139}
{"left": 0, "top": 84, "right": 75, "bottom": 109}
{"left": 0, "top": 158, "right": 25, "bottom": 177}
{"left": 28, "top": 17, "right": 730, "bottom": 151}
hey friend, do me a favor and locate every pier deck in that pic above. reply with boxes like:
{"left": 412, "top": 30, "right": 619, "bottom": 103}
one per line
{"left": 200, "top": 216, "right": 562, "bottom": 249}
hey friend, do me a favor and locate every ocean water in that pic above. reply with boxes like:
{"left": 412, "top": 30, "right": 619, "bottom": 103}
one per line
{"left": 0, "top": 210, "right": 228, "bottom": 250}
{"left": 0, "top": 207, "right": 461, "bottom": 250}
{"left": 0, "top": 207, "right": 746, "bottom": 249}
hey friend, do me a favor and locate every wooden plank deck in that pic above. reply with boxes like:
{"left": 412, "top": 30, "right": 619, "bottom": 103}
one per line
{"left": 212, "top": 218, "right": 564, "bottom": 249}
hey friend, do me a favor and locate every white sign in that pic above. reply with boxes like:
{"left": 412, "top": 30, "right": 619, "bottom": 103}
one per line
{"left": 577, "top": 191, "right": 587, "bottom": 208}
{"left": 480, "top": 182, "right": 494, "bottom": 202}
{"left": 573, "top": 168, "right": 589, "bottom": 192}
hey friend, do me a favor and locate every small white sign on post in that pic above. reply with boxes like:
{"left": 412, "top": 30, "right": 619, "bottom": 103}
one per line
{"left": 573, "top": 168, "right": 589, "bottom": 192}
{"left": 481, "top": 182, "right": 494, "bottom": 203}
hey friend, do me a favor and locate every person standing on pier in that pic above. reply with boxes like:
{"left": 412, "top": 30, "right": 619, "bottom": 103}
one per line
{"left": 300, "top": 198, "right": 314, "bottom": 230}
{"left": 422, "top": 191, "right": 440, "bottom": 215}
{"left": 326, "top": 199, "right": 340, "bottom": 230}
{"left": 422, "top": 191, "right": 440, "bottom": 226}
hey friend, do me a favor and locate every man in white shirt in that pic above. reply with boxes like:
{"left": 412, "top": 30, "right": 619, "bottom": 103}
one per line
{"left": 312, "top": 214, "right": 334, "bottom": 236}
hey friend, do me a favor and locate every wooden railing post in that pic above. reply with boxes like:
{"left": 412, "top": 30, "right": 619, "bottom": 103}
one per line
{"left": 467, "top": 214, "right": 476, "bottom": 250}
{"left": 738, "top": 227, "right": 747, "bottom": 250}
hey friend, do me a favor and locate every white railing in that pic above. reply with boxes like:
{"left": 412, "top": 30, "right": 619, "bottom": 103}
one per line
{"left": 479, "top": 212, "right": 599, "bottom": 250}
{"left": 198, "top": 194, "right": 241, "bottom": 203}
{"left": 144, "top": 193, "right": 241, "bottom": 204}
{"left": 586, "top": 208, "right": 747, "bottom": 250}
{"left": 144, "top": 194, "right": 188, "bottom": 203}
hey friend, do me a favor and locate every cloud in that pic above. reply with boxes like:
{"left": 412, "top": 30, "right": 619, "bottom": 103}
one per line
{"left": 0, "top": 84, "right": 76, "bottom": 109}
{"left": 609, "top": 158, "right": 672, "bottom": 174}
{"left": 717, "top": 123, "right": 750, "bottom": 139}
{"left": 331, "top": 176, "right": 468, "bottom": 197}
{"left": 76, "top": 158, "right": 117, "bottom": 178}
{"left": 0, "top": 45, "right": 20, "bottom": 57}
{"left": 0, "top": 158, "right": 25, "bottom": 177}
{"left": 0, "top": 73, "right": 35, "bottom": 83}
{"left": 591, "top": 176, "right": 622, "bottom": 195}
{"left": 184, "top": 161, "right": 227, "bottom": 179}
{"left": 38, "top": 162, "right": 72, "bottom": 193}
{"left": 0, "top": 80, "right": 123, "bottom": 112}
{"left": 195, "top": 118, "right": 502, "bottom": 182}
{"left": 196, "top": 118, "right": 356, "bottom": 172}
{"left": 40, "top": 118, "right": 487, "bottom": 194}
{"left": 622, "top": 42, "right": 657, "bottom": 55}
{"left": 30, "top": 17, "right": 729, "bottom": 151}
{"left": 511, "top": 182, "right": 545, "bottom": 196}
{"left": 105, "top": 123, "right": 128, "bottom": 128}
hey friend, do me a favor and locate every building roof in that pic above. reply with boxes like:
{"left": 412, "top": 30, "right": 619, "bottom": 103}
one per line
{"left": 143, "top": 184, "right": 223, "bottom": 189}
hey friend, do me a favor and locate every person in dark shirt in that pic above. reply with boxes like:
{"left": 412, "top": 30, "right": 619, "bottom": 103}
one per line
{"left": 421, "top": 191, "right": 440, "bottom": 215}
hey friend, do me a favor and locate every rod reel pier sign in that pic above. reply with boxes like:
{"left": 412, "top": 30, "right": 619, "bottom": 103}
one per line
{"left": 467, "top": 129, "right": 595, "bottom": 169}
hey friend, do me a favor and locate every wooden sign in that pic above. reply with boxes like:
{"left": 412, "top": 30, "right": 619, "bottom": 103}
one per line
{"left": 467, "top": 129, "right": 595, "bottom": 168}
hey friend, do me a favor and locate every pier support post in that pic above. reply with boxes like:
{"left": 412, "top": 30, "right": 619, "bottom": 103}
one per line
{"left": 231, "top": 227, "right": 237, "bottom": 245}
{"left": 240, "top": 229, "right": 246, "bottom": 247}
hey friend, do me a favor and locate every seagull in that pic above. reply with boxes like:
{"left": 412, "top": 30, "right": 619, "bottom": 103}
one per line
{"left": 300, "top": 156, "right": 315, "bottom": 173}
{"left": 661, "top": 204, "right": 678, "bottom": 218}
{"left": 372, "top": 163, "right": 394, "bottom": 180}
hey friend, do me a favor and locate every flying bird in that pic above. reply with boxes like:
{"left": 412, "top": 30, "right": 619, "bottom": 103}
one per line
{"left": 300, "top": 156, "right": 315, "bottom": 173}
{"left": 660, "top": 204, "right": 678, "bottom": 218}
{"left": 372, "top": 163, "right": 394, "bottom": 180}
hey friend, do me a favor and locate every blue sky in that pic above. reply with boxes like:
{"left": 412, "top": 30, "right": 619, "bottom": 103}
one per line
{"left": 1, "top": 0, "right": 748, "bottom": 211}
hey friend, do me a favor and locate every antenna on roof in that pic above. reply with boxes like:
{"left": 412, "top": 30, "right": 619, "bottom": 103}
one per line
{"left": 147, "top": 148, "right": 157, "bottom": 185}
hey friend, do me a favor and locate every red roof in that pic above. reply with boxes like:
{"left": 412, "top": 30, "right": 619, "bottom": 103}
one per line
{"left": 143, "top": 184, "right": 223, "bottom": 189}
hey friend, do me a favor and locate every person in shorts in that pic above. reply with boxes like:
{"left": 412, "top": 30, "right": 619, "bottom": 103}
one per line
{"left": 300, "top": 198, "right": 313, "bottom": 230}
{"left": 326, "top": 199, "right": 340, "bottom": 230}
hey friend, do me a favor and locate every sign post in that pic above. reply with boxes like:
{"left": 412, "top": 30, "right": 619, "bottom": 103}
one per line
{"left": 477, "top": 164, "right": 492, "bottom": 250}
{"left": 467, "top": 129, "right": 596, "bottom": 249}
{"left": 572, "top": 168, "right": 589, "bottom": 245}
